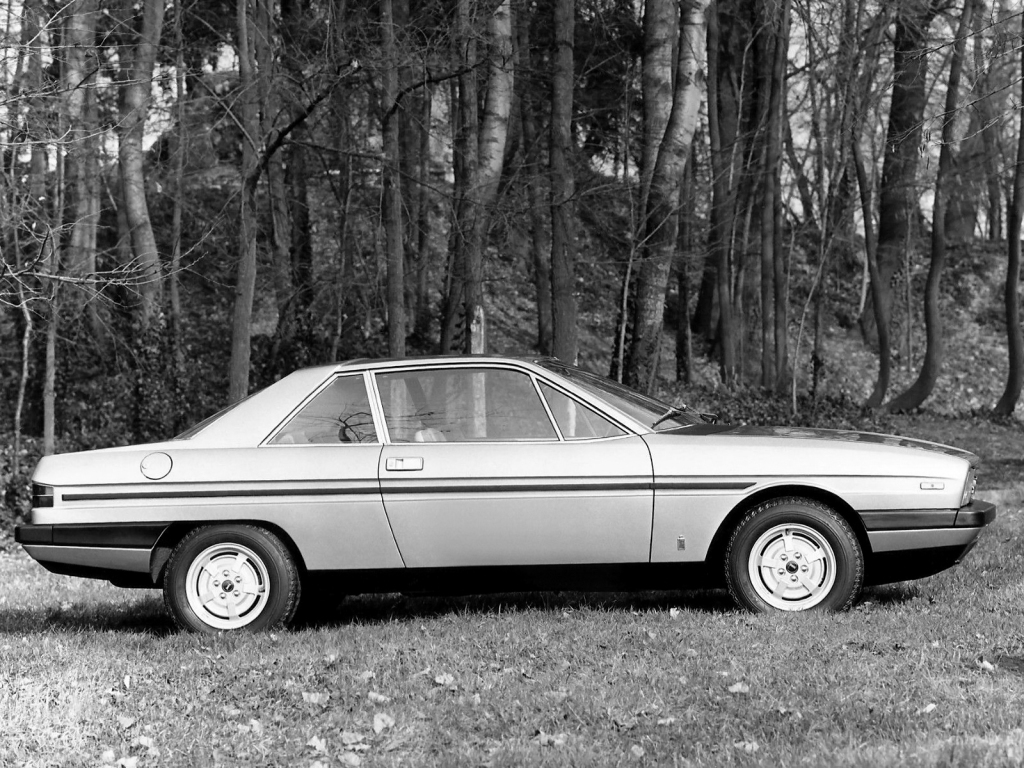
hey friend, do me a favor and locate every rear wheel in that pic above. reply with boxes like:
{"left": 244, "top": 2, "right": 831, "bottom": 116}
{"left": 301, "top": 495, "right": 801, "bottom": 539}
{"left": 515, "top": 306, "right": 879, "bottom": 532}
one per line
{"left": 163, "top": 525, "right": 300, "bottom": 632}
{"left": 725, "top": 497, "right": 862, "bottom": 612}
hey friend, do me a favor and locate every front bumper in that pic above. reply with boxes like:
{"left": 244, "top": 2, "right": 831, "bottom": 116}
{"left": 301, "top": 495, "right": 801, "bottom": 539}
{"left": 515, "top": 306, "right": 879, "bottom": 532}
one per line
{"left": 863, "top": 500, "right": 996, "bottom": 586}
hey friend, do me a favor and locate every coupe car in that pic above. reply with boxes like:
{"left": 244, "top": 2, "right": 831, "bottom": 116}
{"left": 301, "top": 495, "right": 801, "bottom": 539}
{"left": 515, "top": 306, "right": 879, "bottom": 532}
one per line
{"left": 16, "top": 356, "right": 995, "bottom": 632}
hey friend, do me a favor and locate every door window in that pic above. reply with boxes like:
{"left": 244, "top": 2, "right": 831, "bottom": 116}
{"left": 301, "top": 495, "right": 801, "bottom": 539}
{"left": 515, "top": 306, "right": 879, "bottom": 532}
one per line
{"left": 376, "top": 367, "right": 558, "bottom": 442}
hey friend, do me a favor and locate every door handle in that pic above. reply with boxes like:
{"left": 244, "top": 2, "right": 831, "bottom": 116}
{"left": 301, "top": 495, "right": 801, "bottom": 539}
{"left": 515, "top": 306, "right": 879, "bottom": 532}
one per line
{"left": 386, "top": 457, "right": 424, "bottom": 471}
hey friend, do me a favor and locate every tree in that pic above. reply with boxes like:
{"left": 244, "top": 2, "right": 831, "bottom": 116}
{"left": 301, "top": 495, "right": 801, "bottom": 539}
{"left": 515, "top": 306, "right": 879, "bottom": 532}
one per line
{"left": 887, "top": 1, "right": 974, "bottom": 412}
{"left": 550, "top": 0, "right": 578, "bottom": 363}
{"left": 864, "top": 0, "right": 939, "bottom": 408}
{"left": 441, "top": 0, "right": 514, "bottom": 354}
{"left": 993, "top": 7, "right": 1024, "bottom": 417}
{"left": 382, "top": 0, "right": 406, "bottom": 357}
{"left": 116, "top": 0, "right": 166, "bottom": 332}
{"left": 624, "top": 0, "right": 709, "bottom": 392}
{"left": 227, "top": 0, "right": 262, "bottom": 403}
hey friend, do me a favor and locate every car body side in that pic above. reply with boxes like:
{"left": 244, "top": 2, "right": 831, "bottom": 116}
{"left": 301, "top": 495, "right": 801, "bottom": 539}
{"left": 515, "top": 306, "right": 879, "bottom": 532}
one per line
{"left": 16, "top": 357, "right": 995, "bottom": 594}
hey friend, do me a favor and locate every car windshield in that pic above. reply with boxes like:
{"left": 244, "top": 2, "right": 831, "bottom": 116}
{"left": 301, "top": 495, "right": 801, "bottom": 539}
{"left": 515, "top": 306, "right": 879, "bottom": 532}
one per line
{"left": 538, "top": 360, "right": 705, "bottom": 430}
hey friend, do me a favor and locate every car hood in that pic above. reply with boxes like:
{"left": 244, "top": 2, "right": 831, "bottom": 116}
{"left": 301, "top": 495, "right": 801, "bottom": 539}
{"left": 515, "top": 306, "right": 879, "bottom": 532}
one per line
{"left": 663, "top": 424, "right": 979, "bottom": 466}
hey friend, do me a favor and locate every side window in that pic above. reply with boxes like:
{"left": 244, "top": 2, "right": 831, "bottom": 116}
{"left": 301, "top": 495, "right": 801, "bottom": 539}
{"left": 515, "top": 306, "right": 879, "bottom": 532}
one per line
{"left": 376, "top": 368, "right": 558, "bottom": 442}
{"left": 269, "top": 375, "right": 377, "bottom": 444}
{"left": 540, "top": 384, "right": 626, "bottom": 440}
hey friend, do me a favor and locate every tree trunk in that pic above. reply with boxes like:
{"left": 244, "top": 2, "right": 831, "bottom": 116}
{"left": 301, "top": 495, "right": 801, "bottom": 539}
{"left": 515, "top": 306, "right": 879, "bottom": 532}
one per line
{"left": 625, "top": 0, "right": 709, "bottom": 392}
{"left": 706, "top": 0, "right": 738, "bottom": 384}
{"left": 228, "top": 0, "right": 262, "bottom": 403}
{"left": 117, "top": 0, "right": 166, "bottom": 332}
{"left": 463, "top": 0, "right": 514, "bottom": 355}
{"left": 412, "top": 87, "right": 433, "bottom": 343}
{"left": 770, "top": 0, "right": 791, "bottom": 392}
{"left": 863, "top": 1, "right": 938, "bottom": 407}
{"left": 993, "top": 9, "right": 1024, "bottom": 417}
{"left": 381, "top": 0, "right": 407, "bottom": 357}
{"left": 550, "top": 0, "right": 578, "bottom": 363}
{"left": 887, "top": 2, "right": 973, "bottom": 412}
{"left": 518, "top": 18, "right": 553, "bottom": 355}
{"left": 441, "top": 0, "right": 478, "bottom": 353}
{"left": 852, "top": 138, "right": 889, "bottom": 413}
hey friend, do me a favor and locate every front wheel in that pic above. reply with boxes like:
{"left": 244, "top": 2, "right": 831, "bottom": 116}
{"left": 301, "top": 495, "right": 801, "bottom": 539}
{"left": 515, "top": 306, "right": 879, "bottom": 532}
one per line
{"left": 163, "top": 525, "right": 300, "bottom": 632}
{"left": 725, "top": 497, "right": 863, "bottom": 612}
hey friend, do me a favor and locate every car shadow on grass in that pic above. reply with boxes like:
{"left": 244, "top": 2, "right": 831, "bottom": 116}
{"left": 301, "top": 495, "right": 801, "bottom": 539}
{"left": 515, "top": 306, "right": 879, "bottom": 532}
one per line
{"left": 1, "top": 585, "right": 921, "bottom": 635}
{"left": 293, "top": 588, "right": 741, "bottom": 629}
{"left": 0, "top": 594, "right": 176, "bottom": 636}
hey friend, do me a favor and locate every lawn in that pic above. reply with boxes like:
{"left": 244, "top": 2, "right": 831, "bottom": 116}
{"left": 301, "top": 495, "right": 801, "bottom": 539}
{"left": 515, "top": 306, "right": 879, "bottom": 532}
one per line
{"left": 1, "top": 489, "right": 1023, "bottom": 768}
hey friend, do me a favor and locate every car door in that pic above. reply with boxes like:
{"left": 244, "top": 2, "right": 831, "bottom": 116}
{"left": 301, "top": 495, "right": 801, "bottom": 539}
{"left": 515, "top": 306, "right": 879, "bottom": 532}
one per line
{"left": 373, "top": 365, "right": 654, "bottom": 568}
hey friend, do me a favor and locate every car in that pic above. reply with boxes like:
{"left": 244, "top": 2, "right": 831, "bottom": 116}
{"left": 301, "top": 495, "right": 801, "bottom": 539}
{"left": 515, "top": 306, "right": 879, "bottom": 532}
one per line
{"left": 15, "top": 355, "right": 995, "bottom": 632}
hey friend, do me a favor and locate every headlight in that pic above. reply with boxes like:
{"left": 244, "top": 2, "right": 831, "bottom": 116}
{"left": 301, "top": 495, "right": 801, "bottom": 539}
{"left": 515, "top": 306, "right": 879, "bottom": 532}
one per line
{"left": 961, "top": 469, "right": 977, "bottom": 507}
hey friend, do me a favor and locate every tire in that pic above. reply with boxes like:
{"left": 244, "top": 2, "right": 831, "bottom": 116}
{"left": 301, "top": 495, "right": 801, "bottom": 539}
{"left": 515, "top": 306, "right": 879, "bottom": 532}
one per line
{"left": 163, "top": 524, "right": 300, "bottom": 633}
{"left": 724, "top": 497, "right": 863, "bottom": 613}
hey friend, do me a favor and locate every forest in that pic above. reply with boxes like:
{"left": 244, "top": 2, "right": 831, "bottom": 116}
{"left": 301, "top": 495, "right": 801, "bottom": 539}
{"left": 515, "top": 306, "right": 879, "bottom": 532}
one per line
{"left": 1, "top": 0, "right": 1023, "bottom": 521}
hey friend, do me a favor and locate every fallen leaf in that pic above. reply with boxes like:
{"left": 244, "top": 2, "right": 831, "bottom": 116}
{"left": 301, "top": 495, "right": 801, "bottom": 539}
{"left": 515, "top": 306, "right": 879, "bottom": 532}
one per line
{"left": 116, "top": 758, "right": 139, "bottom": 768}
{"left": 657, "top": 717, "right": 677, "bottom": 726}
{"left": 340, "top": 731, "right": 365, "bottom": 747}
{"left": 630, "top": 745, "right": 645, "bottom": 758}
{"left": 368, "top": 691, "right": 390, "bottom": 704}
{"left": 249, "top": 719, "right": 263, "bottom": 735}
{"left": 918, "top": 703, "right": 937, "bottom": 715}
{"left": 734, "top": 740, "right": 760, "bottom": 753}
{"left": 728, "top": 681, "right": 750, "bottom": 694}
{"left": 531, "top": 730, "right": 568, "bottom": 747}
{"left": 116, "top": 716, "right": 136, "bottom": 730}
{"left": 669, "top": 608, "right": 681, "bottom": 619}
{"left": 340, "top": 754, "right": 362, "bottom": 767}
{"left": 373, "top": 713, "right": 396, "bottom": 735}
{"left": 302, "top": 691, "right": 331, "bottom": 706}
{"left": 307, "top": 736, "right": 327, "bottom": 753}
{"left": 434, "top": 673, "right": 455, "bottom": 687}
{"left": 101, "top": 750, "right": 116, "bottom": 764}
{"left": 978, "top": 658, "right": 996, "bottom": 673}
{"left": 358, "top": 670, "right": 375, "bottom": 682}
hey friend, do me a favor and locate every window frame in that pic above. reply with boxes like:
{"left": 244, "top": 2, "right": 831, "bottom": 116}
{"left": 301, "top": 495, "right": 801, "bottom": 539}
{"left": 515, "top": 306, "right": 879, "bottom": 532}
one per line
{"left": 370, "top": 363, "right": 568, "bottom": 445}
{"left": 537, "top": 380, "right": 630, "bottom": 442}
{"left": 261, "top": 371, "right": 384, "bottom": 447}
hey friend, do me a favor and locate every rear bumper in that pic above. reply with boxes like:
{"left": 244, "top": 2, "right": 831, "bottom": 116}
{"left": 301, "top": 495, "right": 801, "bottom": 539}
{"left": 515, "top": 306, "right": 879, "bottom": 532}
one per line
{"left": 15, "top": 523, "right": 167, "bottom": 580}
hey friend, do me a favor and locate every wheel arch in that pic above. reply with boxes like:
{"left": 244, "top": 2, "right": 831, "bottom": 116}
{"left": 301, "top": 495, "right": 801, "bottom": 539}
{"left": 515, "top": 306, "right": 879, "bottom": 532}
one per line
{"left": 149, "top": 520, "right": 309, "bottom": 586}
{"left": 706, "top": 484, "right": 870, "bottom": 571}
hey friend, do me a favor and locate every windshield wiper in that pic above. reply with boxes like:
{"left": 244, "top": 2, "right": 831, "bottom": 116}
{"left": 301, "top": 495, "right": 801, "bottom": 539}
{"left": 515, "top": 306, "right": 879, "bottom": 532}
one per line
{"left": 652, "top": 404, "right": 718, "bottom": 429}
{"left": 651, "top": 406, "right": 687, "bottom": 429}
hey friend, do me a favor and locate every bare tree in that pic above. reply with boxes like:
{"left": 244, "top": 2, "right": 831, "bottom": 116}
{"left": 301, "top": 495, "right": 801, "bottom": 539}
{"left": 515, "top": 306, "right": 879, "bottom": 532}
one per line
{"left": 625, "top": 0, "right": 710, "bottom": 392}
{"left": 550, "top": 0, "right": 578, "bottom": 363}
{"left": 888, "top": 1, "right": 974, "bottom": 412}
{"left": 993, "top": 7, "right": 1024, "bottom": 417}
{"left": 116, "top": 0, "right": 166, "bottom": 331}
{"left": 864, "top": 0, "right": 939, "bottom": 408}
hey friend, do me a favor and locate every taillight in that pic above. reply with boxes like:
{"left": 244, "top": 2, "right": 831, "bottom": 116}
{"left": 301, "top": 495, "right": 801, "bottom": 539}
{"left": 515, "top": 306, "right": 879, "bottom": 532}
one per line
{"left": 32, "top": 484, "right": 54, "bottom": 508}
{"left": 960, "top": 470, "right": 977, "bottom": 507}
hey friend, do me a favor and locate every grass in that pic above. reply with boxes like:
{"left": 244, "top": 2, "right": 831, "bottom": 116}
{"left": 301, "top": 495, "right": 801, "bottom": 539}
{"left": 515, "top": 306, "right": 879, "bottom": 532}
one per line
{"left": 1, "top": 490, "right": 1023, "bottom": 767}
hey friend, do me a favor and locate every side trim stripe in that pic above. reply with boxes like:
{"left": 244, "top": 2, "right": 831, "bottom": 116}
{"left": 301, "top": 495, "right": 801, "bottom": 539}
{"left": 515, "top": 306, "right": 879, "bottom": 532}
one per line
{"left": 60, "top": 479, "right": 754, "bottom": 502}
{"left": 63, "top": 486, "right": 380, "bottom": 502}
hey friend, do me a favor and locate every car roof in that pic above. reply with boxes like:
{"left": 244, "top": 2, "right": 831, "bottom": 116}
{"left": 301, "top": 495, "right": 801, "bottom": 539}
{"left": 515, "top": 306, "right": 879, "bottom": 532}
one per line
{"left": 327, "top": 354, "right": 554, "bottom": 373}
